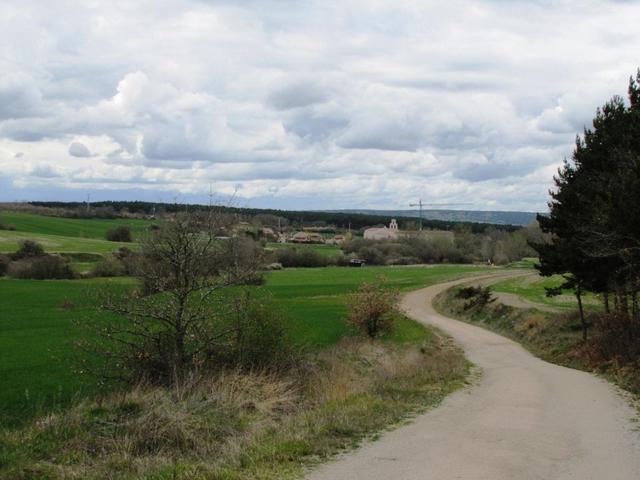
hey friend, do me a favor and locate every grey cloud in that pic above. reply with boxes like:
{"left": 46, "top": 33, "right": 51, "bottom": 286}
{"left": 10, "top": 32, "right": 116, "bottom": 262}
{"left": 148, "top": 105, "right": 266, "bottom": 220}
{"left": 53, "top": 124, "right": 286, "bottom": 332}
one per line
{"left": 68, "top": 141, "right": 92, "bottom": 157}
{"left": 0, "top": 73, "right": 42, "bottom": 120}
{"left": 336, "top": 113, "right": 426, "bottom": 152}
{"left": 29, "top": 164, "right": 60, "bottom": 178}
{"left": 283, "top": 107, "right": 349, "bottom": 141}
{"left": 267, "top": 81, "right": 329, "bottom": 110}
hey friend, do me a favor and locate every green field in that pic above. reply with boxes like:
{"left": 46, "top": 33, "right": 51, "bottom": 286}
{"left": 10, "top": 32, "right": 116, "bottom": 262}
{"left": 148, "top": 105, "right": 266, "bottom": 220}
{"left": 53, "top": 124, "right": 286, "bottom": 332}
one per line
{"left": 0, "top": 211, "right": 154, "bottom": 240}
{"left": 491, "top": 273, "right": 602, "bottom": 310}
{"left": 0, "top": 211, "right": 154, "bottom": 256}
{"left": 0, "top": 229, "right": 136, "bottom": 254}
{"left": 0, "top": 211, "right": 488, "bottom": 427}
{"left": 0, "top": 264, "right": 486, "bottom": 427}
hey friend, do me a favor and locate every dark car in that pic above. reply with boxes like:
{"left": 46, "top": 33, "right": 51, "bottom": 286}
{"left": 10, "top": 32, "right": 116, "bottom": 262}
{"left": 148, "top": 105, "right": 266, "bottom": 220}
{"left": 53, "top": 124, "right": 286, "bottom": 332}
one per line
{"left": 348, "top": 258, "right": 366, "bottom": 267}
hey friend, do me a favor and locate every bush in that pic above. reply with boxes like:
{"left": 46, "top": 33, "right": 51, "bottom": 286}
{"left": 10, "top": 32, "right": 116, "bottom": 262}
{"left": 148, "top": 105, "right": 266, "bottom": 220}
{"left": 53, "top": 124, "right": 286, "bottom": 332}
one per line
{"left": 105, "top": 225, "right": 132, "bottom": 242}
{"left": 343, "top": 236, "right": 472, "bottom": 266}
{"left": 11, "top": 239, "right": 45, "bottom": 260}
{"left": 90, "top": 255, "right": 126, "bottom": 277}
{"left": 113, "top": 246, "right": 140, "bottom": 275}
{"left": 0, "top": 222, "right": 16, "bottom": 231}
{"left": 223, "top": 293, "right": 298, "bottom": 370}
{"left": 0, "top": 254, "right": 9, "bottom": 276}
{"left": 8, "top": 255, "right": 76, "bottom": 279}
{"left": 275, "top": 248, "right": 331, "bottom": 268}
{"left": 357, "top": 246, "right": 386, "bottom": 265}
{"left": 456, "top": 286, "right": 495, "bottom": 310}
{"left": 347, "top": 279, "right": 399, "bottom": 339}
{"left": 103, "top": 293, "right": 296, "bottom": 385}
{"left": 588, "top": 311, "right": 640, "bottom": 364}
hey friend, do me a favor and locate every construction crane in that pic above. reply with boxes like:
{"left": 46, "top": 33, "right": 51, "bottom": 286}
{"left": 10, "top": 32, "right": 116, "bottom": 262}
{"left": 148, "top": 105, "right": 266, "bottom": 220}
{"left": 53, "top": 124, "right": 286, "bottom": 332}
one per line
{"left": 410, "top": 199, "right": 471, "bottom": 230}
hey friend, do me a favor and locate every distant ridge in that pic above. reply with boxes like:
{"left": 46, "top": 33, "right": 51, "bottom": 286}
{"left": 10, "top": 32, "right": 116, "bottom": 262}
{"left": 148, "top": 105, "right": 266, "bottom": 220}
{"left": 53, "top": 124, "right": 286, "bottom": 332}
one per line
{"left": 325, "top": 209, "right": 538, "bottom": 226}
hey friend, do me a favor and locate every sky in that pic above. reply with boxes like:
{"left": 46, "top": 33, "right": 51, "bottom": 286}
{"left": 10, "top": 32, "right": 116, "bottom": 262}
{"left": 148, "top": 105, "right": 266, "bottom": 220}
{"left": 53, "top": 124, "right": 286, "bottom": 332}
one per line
{"left": 0, "top": 0, "right": 639, "bottom": 212}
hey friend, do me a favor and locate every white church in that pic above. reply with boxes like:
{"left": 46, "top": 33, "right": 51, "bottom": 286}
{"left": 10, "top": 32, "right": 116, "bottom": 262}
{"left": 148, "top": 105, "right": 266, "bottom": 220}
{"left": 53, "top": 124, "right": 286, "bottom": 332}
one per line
{"left": 363, "top": 219, "right": 401, "bottom": 241}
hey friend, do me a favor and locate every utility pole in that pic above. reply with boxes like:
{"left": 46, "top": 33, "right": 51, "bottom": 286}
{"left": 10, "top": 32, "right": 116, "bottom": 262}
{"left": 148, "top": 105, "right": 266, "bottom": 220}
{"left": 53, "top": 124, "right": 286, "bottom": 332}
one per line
{"left": 409, "top": 199, "right": 473, "bottom": 231}
{"left": 409, "top": 199, "right": 424, "bottom": 231}
{"left": 86, "top": 193, "right": 91, "bottom": 216}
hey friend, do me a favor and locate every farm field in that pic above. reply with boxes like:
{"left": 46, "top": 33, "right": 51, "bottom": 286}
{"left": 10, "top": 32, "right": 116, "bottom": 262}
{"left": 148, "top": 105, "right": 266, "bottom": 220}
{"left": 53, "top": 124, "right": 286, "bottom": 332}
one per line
{"left": 0, "top": 211, "right": 154, "bottom": 240}
{"left": 0, "top": 264, "right": 487, "bottom": 427}
{"left": 0, "top": 229, "right": 136, "bottom": 254}
{"left": 0, "top": 211, "right": 151, "bottom": 256}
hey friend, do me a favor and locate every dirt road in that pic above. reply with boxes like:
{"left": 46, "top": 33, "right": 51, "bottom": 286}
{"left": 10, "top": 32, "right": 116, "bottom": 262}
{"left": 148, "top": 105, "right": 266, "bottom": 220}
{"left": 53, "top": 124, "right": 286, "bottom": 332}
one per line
{"left": 307, "top": 275, "right": 640, "bottom": 480}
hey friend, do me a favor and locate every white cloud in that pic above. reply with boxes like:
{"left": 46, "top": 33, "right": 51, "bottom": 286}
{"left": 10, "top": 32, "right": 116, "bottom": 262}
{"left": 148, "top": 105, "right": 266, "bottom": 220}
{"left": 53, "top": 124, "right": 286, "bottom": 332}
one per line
{"left": 0, "top": 0, "right": 639, "bottom": 211}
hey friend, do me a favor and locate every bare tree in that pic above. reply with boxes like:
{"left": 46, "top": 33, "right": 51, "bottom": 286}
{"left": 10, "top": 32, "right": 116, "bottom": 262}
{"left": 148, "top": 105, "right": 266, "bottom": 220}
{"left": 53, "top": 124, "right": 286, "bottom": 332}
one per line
{"left": 89, "top": 210, "right": 266, "bottom": 385}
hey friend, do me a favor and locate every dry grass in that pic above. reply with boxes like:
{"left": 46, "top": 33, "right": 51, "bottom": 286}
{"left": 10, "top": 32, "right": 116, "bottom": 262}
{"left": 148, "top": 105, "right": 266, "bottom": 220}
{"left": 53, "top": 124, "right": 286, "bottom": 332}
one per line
{"left": 514, "top": 313, "right": 548, "bottom": 340}
{"left": 0, "top": 333, "right": 468, "bottom": 480}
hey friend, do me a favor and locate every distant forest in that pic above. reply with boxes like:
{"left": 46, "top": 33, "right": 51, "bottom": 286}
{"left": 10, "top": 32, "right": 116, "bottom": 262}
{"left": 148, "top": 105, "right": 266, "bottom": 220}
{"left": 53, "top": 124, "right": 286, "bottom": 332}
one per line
{"left": 27, "top": 201, "right": 520, "bottom": 233}
{"left": 328, "top": 209, "right": 537, "bottom": 226}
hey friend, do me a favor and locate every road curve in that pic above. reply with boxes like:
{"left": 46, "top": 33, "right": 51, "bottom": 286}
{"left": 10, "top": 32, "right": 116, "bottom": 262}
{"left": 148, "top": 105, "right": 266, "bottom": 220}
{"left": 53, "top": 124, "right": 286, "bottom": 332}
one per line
{"left": 307, "top": 275, "right": 640, "bottom": 480}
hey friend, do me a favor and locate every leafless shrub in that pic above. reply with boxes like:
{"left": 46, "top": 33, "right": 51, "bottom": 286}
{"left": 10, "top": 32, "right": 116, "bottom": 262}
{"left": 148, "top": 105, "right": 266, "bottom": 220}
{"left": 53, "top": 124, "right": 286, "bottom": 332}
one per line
{"left": 347, "top": 278, "right": 399, "bottom": 339}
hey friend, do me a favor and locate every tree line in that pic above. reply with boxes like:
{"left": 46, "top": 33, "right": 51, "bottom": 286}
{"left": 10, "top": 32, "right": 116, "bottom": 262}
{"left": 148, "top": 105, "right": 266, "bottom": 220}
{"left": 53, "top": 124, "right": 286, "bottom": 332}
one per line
{"left": 26, "top": 200, "right": 519, "bottom": 233}
{"left": 533, "top": 71, "right": 640, "bottom": 346}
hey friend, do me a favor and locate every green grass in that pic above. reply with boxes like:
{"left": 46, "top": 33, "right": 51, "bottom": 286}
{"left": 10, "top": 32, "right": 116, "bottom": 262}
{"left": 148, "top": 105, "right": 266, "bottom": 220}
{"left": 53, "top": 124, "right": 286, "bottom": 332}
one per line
{"left": 0, "top": 277, "right": 135, "bottom": 427}
{"left": 491, "top": 273, "right": 602, "bottom": 311}
{"left": 505, "top": 257, "right": 537, "bottom": 269}
{"left": 265, "top": 242, "right": 343, "bottom": 257}
{"left": 0, "top": 211, "right": 154, "bottom": 240}
{"left": 265, "top": 265, "right": 487, "bottom": 347}
{"left": 0, "top": 229, "right": 136, "bottom": 254}
{"left": 0, "top": 264, "right": 486, "bottom": 427}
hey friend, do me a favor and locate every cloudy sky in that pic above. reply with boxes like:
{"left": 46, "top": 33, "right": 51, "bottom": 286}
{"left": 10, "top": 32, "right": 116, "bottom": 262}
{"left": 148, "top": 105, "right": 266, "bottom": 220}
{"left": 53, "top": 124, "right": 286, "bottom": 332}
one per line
{"left": 1, "top": 0, "right": 638, "bottom": 211}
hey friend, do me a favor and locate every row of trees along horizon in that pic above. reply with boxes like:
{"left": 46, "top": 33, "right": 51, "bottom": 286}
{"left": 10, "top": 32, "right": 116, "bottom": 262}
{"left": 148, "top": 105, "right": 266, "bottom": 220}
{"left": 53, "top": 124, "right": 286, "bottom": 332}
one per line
{"left": 532, "top": 71, "right": 640, "bottom": 347}
{"left": 21, "top": 200, "right": 520, "bottom": 233}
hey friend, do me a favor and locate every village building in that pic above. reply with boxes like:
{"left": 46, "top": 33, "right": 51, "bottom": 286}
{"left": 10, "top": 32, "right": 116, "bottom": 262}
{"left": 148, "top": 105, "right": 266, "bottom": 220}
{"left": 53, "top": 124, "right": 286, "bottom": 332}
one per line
{"left": 291, "top": 231, "right": 325, "bottom": 243}
{"left": 327, "top": 234, "right": 346, "bottom": 245}
{"left": 291, "top": 231, "right": 310, "bottom": 243}
{"left": 363, "top": 219, "right": 400, "bottom": 241}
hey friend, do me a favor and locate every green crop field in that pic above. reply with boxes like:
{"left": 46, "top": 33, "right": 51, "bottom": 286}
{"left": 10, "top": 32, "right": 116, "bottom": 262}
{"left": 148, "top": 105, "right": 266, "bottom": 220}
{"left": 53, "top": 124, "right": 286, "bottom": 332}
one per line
{"left": 0, "top": 264, "right": 487, "bottom": 427}
{"left": 491, "top": 273, "right": 602, "bottom": 310}
{"left": 266, "top": 265, "right": 487, "bottom": 346}
{"left": 0, "top": 229, "right": 136, "bottom": 254}
{"left": 0, "top": 277, "right": 135, "bottom": 427}
{"left": 0, "top": 211, "right": 155, "bottom": 255}
{"left": 0, "top": 211, "right": 154, "bottom": 240}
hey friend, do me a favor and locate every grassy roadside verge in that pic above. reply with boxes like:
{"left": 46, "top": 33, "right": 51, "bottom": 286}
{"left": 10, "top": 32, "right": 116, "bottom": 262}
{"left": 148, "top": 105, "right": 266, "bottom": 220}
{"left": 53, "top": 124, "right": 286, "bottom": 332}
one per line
{"left": 433, "top": 285, "right": 640, "bottom": 397}
{"left": 0, "top": 321, "right": 469, "bottom": 480}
